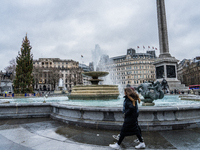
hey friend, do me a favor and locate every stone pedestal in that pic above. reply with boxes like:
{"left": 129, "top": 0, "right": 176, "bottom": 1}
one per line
{"left": 153, "top": 57, "right": 187, "bottom": 90}
{"left": 141, "top": 98, "right": 155, "bottom": 106}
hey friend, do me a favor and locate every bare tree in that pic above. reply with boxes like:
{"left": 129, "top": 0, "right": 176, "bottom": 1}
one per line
{"left": 33, "top": 66, "right": 43, "bottom": 90}
{"left": 4, "top": 58, "right": 16, "bottom": 80}
{"left": 48, "top": 67, "right": 61, "bottom": 90}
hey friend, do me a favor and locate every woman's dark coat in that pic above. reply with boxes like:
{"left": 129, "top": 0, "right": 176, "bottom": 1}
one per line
{"left": 120, "top": 96, "right": 140, "bottom": 136}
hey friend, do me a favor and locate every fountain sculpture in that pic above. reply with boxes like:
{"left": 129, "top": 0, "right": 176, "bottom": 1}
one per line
{"left": 136, "top": 81, "right": 164, "bottom": 106}
{"left": 68, "top": 71, "right": 119, "bottom": 100}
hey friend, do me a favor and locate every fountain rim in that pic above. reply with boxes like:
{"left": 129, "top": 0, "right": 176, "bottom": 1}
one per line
{"left": 82, "top": 71, "right": 109, "bottom": 78}
{"left": 1, "top": 102, "right": 200, "bottom": 131}
{"left": 52, "top": 103, "right": 200, "bottom": 111}
{"left": 1, "top": 102, "right": 200, "bottom": 111}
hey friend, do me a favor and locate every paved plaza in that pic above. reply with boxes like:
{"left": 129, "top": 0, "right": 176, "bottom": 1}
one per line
{"left": 0, "top": 118, "right": 200, "bottom": 150}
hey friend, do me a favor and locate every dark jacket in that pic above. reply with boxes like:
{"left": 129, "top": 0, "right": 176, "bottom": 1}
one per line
{"left": 120, "top": 96, "right": 140, "bottom": 136}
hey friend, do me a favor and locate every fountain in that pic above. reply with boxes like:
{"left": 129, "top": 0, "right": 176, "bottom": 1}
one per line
{"left": 1, "top": 92, "right": 200, "bottom": 131}
{"left": 68, "top": 71, "right": 119, "bottom": 100}
{"left": 54, "top": 78, "right": 67, "bottom": 94}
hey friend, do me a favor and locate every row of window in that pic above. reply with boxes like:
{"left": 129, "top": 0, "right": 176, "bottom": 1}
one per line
{"left": 111, "top": 70, "right": 155, "bottom": 76}
{"left": 116, "top": 80, "right": 152, "bottom": 85}
{"left": 115, "top": 61, "right": 153, "bottom": 66}
{"left": 111, "top": 75, "right": 154, "bottom": 80}
{"left": 114, "top": 56, "right": 154, "bottom": 63}
{"left": 103, "top": 65, "right": 154, "bottom": 71}
{"left": 34, "top": 62, "right": 69, "bottom": 65}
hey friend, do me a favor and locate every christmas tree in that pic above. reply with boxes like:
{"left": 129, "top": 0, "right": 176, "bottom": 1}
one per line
{"left": 14, "top": 34, "right": 34, "bottom": 93}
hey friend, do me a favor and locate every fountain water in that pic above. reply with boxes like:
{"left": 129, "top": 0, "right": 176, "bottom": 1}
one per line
{"left": 54, "top": 78, "right": 67, "bottom": 94}
{"left": 91, "top": 44, "right": 103, "bottom": 71}
{"left": 58, "top": 78, "right": 64, "bottom": 90}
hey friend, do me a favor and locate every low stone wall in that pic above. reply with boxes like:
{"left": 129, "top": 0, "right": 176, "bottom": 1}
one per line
{"left": 139, "top": 105, "right": 200, "bottom": 130}
{"left": 51, "top": 104, "right": 123, "bottom": 130}
{"left": 0, "top": 103, "right": 200, "bottom": 131}
{"left": 0, "top": 103, "right": 52, "bottom": 119}
{"left": 50, "top": 104, "right": 200, "bottom": 131}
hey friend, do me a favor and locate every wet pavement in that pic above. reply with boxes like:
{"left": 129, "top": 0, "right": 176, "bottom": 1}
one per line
{"left": 0, "top": 118, "right": 200, "bottom": 150}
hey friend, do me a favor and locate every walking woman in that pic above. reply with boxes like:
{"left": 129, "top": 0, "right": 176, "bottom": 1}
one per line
{"left": 109, "top": 88, "right": 145, "bottom": 149}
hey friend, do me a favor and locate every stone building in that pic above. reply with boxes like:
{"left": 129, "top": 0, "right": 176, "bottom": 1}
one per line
{"left": 33, "top": 58, "right": 83, "bottom": 92}
{"left": 178, "top": 57, "right": 200, "bottom": 86}
{"left": 98, "top": 48, "right": 157, "bottom": 88}
{"left": 177, "top": 59, "right": 192, "bottom": 84}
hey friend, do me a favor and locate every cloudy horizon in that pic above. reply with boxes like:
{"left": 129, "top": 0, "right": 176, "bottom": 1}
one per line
{"left": 0, "top": 0, "right": 200, "bottom": 71}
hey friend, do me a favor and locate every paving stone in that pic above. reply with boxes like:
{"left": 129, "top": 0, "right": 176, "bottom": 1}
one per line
{"left": 0, "top": 118, "right": 200, "bottom": 150}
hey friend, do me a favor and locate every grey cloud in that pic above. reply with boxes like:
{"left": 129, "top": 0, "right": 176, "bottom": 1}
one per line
{"left": 0, "top": 0, "right": 200, "bottom": 70}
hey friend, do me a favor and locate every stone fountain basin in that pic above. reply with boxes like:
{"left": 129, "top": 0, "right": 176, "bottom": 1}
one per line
{"left": 82, "top": 71, "right": 109, "bottom": 78}
{"left": 1, "top": 103, "right": 200, "bottom": 131}
{"left": 72, "top": 85, "right": 119, "bottom": 90}
{"left": 68, "top": 85, "right": 120, "bottom": 100}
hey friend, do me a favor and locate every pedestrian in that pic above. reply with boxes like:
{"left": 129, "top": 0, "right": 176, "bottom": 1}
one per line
{"left": 109, "top": 88, "right": 145, "bottom": 149}
{"left": 112, "top": 88, "right": 142, "bottom": 143}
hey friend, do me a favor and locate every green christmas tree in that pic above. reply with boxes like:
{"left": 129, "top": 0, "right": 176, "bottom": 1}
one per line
{"left": 14, "top": 34, "right": 34, "bottom": 93}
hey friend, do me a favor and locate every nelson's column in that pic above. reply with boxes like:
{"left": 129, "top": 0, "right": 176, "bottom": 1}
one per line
{"left": 153, "top": 0, "right": 186, "bottom": 90}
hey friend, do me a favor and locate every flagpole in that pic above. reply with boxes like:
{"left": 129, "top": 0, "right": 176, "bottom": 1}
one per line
{"left": 143, "top": 46, "right": 145, "bottom": 53}
{"left": 137, "top": 46, "right": 139, "bottom": 52}
{"left": 81, "top": 55, "right": 83, "bottom": 68}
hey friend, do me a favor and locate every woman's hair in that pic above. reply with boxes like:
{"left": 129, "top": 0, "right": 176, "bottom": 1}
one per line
{"left": 124, "top": 87, "right": 141, "bottom": 106}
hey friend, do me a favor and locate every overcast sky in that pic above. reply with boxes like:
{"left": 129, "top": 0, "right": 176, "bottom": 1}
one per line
{"left": 0, "top": 0, "right": 200, "bottom": 71}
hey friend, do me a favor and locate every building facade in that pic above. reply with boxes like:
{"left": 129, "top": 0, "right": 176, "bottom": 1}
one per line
{"left": 178, "top": 57, "right": 200, "bottom": 86}
{"left": 33, "top": 58, "right": 83, "bottom": 92}
{"left": 98, "top": 48, "right": 157, "bottom": 88}
{"left": 177, "top": 59, "right": 192, "bottom": 84}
